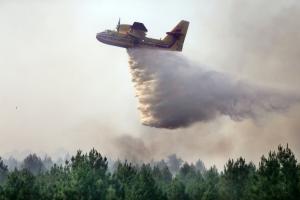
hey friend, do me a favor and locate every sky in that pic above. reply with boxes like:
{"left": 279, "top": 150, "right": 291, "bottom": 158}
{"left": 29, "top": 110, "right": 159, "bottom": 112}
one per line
{"left": 0, "top": 0, "right": 300, "bottom": 169}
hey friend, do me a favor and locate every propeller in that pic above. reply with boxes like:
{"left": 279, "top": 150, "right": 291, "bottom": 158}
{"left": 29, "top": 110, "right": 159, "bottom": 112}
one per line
{"left": 116, "top": 18, "right": 120, "bottom": 32}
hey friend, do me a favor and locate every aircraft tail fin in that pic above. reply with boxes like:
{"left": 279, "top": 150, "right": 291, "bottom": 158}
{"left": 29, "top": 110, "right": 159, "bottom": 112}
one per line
{"left": 163, "top": 20, "right": 189, "bottom": 51}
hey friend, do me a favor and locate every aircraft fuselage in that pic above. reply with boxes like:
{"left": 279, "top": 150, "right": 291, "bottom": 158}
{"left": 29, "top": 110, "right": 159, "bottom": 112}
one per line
{"left": 96, "top": 30, "right": 176, "bottom": 49}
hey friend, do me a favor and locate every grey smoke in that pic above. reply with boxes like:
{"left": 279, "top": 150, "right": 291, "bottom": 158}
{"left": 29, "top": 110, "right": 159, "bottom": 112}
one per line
{"left": 128, "top": 49, "right": 298, "bottom": 129}
{"left": 166, "top": 154, "right": 183, "bottom": 175}
{"left": 113, "top": 135, "right": 151, "bottom": 162}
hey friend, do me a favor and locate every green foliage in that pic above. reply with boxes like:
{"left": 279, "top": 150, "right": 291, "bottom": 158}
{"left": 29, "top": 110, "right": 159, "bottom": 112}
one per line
{"left": 201, "top": 166, "right": 220, "bottom": 200}
{"left": 126, "top": 164, "right": 165, "bottom": 200}
{"left": 3, "top": 169, "right": 40, "bottom": 200}
{"left": 0, "top": 144, "right": 299, "bottom": 200}
{"left": 167, "top": 178, "right": 188, "bottom": 200}
{"left": 255, "top": 144, "right": 300, "bottom": 200}
{"left": 220, "top": 157, "right": 256, "bottom": 200}
{"left": 152, "top": 161, "right": 172, "bottom": 192}
{"left": 35, "top": 164, "right": 73, "bottom": 200}
{"left": 67, "top": 148, "right": 109, "bottom": 200}
{"left": 112, "top": 161, "right": 138, "bottom": 199}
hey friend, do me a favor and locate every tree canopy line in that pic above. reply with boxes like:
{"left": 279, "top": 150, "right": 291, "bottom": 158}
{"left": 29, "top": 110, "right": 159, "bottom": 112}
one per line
{"left": 0, "top": 144, "right": 299, "bottom": 200}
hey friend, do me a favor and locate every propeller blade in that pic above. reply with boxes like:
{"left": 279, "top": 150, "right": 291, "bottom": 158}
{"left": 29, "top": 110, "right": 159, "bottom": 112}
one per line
{"left": 116, "top": 18, "right": 120, "bottom": 32}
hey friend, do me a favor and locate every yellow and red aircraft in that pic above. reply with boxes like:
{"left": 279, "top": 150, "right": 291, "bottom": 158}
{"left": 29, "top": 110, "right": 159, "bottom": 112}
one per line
{"left": 96, "top": 19, "right": 189, "bottom": 51}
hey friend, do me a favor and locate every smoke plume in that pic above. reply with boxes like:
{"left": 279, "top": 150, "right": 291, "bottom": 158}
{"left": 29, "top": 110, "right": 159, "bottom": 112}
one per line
{"left": 128, "top": 49, "right": 298, "bottom": 129}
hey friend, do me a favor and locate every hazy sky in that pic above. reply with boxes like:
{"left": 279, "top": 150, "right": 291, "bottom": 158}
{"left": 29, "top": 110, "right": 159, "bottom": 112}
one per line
{"left": 0, "top": 0, "right": 300, "bottom": 168}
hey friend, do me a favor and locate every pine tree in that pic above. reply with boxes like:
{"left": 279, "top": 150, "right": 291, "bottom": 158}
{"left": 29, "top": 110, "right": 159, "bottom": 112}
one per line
{"left": 220, "top": 157, "right": 256, "bottom": 200}
{"left": 126, "top": 164, "right": 165, "bottom": 200}
{"left": 0, "top": 157, "right": 8, "bottom": 184}
{"left": 167, "top": 177, "right": 188, "bottom": 200}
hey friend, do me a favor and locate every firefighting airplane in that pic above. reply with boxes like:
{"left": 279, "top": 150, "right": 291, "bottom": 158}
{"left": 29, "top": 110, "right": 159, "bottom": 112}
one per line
{"left": 96, "top": 19, "right": 189, "bottom": 51}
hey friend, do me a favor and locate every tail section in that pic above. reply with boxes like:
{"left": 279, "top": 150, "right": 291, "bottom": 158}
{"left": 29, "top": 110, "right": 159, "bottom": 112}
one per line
{"left": 163, "top": 20, "right": 189, "bottom": 51}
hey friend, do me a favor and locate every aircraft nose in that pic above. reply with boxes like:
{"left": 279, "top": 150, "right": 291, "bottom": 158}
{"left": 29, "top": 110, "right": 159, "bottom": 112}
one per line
{"left": 96, "top": 32, "right": 102, "bottom": 42}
